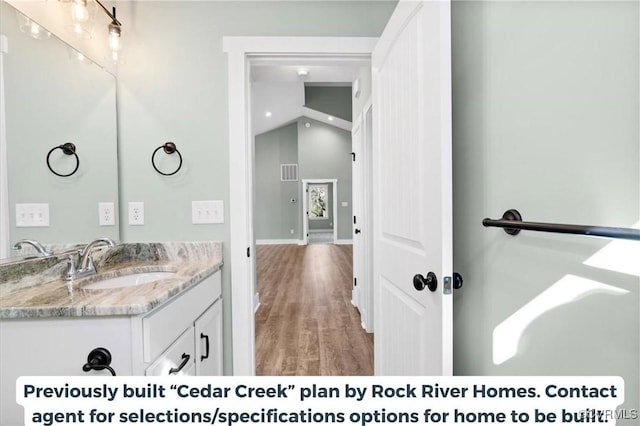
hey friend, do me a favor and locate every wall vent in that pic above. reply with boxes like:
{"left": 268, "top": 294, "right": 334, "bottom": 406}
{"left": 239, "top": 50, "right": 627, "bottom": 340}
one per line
{"left": 280, "top": 164, "right": 298, "bottom": 181}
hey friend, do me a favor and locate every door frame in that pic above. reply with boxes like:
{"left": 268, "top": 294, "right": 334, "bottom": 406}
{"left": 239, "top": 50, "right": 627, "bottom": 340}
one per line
{"left": 352, "top": 99, "right": 374, "bottom": 332}
{"left": 223, "top": 36, "right": 378, "bottom": 375}
{"left": 302, "top": 179, "right": 338, "bottom": 245}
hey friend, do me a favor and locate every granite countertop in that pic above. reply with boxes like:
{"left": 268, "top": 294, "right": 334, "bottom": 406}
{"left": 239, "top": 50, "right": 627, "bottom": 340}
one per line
{"left": 0, "top": 241, "right": 222, "bottom": 319}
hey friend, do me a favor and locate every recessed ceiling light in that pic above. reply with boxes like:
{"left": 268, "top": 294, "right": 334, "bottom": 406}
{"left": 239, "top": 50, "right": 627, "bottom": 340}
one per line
{"left": 305, "top": 122, "right": 311, "bottom": 128}
{"left": 327, "top": 116, "right": 334, "bottom": 121}
{"left": 297, "top": 68, "right": 309, "bottom": 77}
{"left": 265, "top": 111, "right": 272, "bottom": 117}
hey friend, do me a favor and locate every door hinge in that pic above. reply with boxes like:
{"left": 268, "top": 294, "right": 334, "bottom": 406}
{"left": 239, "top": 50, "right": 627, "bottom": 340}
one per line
{"left": 354, "top": 215, "right": 357, "bottom": 224}
{"left": 351, "top": 152, "right": 356, "bottom": 162}
{"left": 247, "top": 247, "right": 250, "bottom": 258}
{"left": 354, "top": 277, "right": 357, "bottom": 287}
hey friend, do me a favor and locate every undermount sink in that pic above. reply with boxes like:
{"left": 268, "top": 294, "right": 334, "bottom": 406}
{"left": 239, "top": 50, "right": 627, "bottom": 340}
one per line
{"left": 83, "top": 271, "right": 177, "bottom": 290}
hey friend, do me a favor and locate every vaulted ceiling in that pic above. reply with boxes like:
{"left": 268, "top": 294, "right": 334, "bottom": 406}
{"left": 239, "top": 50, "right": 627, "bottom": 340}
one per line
{"left": 251, "top": 58, "right": 369, "bottom": 135}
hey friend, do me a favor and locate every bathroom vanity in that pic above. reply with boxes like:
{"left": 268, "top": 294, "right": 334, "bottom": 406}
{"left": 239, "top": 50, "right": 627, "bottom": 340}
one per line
{"left": 0, "top": 241, "right": 223, "bottom": 425}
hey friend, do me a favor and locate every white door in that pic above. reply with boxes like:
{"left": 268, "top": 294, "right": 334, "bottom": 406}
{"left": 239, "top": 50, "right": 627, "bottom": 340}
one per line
{"left": 194, "top": 300, "right": 223, "bottom": 376}
{"left": 373, "top": 0, "right": 453, "bottom": 375}
{"left": 352, "top": 119, "right": 365, "bottom": 315}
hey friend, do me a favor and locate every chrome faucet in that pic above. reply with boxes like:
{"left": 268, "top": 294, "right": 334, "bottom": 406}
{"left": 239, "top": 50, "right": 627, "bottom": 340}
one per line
{"left": 13, "top": 239, "right": 53, "bottom": 257}
{"left": 66, "top": 238, "right": 116, "bottom": 280}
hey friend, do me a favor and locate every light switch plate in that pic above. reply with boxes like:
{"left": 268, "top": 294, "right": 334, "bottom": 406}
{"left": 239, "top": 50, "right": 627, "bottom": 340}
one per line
{"left": 128, "top": 202, "right": 144, "bottom": 225}
{"left": 15, "top": 203, "right": 49, "bottom": 227}
{"left": 341, "top": 201, "right": 349, "bottom": 207}
{"left": 99, "top": 202, "right": 115, "bottom": 226}
{"left": 192, "top": 200, "right": 224, "bottom": 224}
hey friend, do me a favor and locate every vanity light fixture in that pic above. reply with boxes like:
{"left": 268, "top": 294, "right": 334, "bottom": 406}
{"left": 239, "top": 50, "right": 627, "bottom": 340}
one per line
{"left": 94, "top": 0, "right": 122, "bottom": 61}
{"left": 66, "top": 0, "right": 95, "bottom": 38}
{"left": 63, "top": 0, "right": 123, "bottom": 60}
{"left": 71, "top": 0, "right": 90, "bottom": 26}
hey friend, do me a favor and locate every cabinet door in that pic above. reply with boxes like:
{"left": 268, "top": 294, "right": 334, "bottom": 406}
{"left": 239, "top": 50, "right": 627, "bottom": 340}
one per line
{"left": 146, "top": 327, "right": 195, "bottom": 376}
{"left": 194, "top": 300, "right": 223, "bottom": 376}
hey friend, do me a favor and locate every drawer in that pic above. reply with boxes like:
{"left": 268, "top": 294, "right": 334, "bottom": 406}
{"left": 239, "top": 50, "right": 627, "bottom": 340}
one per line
{"left": 146, "top": 326, "right": 195, "bottom": 376}
{"left": 143, "top": 271, "right": 221, "bottom": 362}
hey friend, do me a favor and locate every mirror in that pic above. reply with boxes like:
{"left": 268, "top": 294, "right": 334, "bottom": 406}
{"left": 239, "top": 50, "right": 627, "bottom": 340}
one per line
{"left": 1, "top": 0, "right": 119, "bottom": 260}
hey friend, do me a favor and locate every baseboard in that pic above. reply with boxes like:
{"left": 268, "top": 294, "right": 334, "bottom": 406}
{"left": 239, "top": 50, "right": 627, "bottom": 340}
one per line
{"left": 335, "top": 239, "right": 353, "bottom": 245}
{"left": 256, "top": 239, "right": 300, "bottom": 245}
{"left": 253, "top": 292, "right": 260, "bottom": 314}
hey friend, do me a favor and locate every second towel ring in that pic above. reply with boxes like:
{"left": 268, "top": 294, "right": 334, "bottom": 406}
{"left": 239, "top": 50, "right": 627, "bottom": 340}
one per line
{"left": 46, "top": 143, "right": 79, "bottom": 177}
{"left": 152, "top": 142, "right": 182, "bottom": 176}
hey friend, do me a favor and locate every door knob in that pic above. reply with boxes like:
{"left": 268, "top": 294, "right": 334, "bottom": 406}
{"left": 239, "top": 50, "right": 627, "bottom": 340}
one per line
{"left": 413, "top": 272, "right": 437, "bottom": 292}
{"left": 355, "top": 229, "right": 361, "bottom": 234}
{"left": 453, "top": 272, "right": 464, "bottom": 290}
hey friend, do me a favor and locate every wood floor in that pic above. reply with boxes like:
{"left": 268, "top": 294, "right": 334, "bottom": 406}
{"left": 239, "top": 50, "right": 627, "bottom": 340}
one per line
{"left": 255, "top": 244, "right": 374, "bottom": 375}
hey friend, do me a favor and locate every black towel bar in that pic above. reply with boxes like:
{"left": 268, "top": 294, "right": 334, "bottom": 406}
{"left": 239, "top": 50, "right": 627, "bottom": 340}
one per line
{"left": 483, "top": 209, "right": 640, "bottom": 241}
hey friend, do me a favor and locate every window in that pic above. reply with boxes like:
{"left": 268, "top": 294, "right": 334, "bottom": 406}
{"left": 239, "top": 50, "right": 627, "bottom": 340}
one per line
{"left": 308, "top": 184, "right": 328, "bottom": 219}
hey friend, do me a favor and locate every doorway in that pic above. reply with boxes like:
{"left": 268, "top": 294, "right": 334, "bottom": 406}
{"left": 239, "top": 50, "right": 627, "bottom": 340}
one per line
{"left": 251, "top": 60, "right": 371, "bottom": 374}
{"left": 302, "top": 179, "right": 338, "bottom": 245}
{"left": 224, "top": 36, "right": 377, "bottom": 374}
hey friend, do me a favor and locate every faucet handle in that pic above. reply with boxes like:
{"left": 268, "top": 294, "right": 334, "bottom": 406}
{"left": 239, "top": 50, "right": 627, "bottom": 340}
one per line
{"left": 65, "top": 256, "right": 77, "bottom": 281}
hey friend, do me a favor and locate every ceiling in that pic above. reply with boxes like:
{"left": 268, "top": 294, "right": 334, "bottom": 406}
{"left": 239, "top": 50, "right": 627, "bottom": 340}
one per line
{"left": 251, "top": 57, "right": 370, "bottom": 135}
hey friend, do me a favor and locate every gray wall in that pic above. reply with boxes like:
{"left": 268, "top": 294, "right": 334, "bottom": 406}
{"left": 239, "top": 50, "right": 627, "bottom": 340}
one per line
{"left": 114, "top": 1, "right": 395, "bottom": 373}
{"left": 255, "top": 119, "right": 349, "bottom": 240}
{"left": 254, "top": 123, "right": 299, "bottom": 240}
{"left": 304, "top": 86, "right": 352, "bottom": 122}
{"left": 298, "top": 118, "right": 352, "bottom": 240}
{"left": 451, "top": 1, "right": 639, "bottom": 419}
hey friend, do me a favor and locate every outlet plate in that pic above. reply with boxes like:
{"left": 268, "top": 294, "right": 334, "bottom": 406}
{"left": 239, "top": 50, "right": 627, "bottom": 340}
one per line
{"left": 15, "top": 203, "right": 49, "bottom": 227}
{"left": 99, "top": 202, "right": 115, "bottom": 226}
{"left": 192, "top": 200, "right": 224, "bottom": 224}
{"left": 128, "top": 202, "right": 144, "bottom": 225}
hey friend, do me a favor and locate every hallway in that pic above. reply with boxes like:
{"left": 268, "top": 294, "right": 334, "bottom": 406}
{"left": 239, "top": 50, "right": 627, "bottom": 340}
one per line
{"left": 255, "top": 244, "right": 373, "bottom": 375}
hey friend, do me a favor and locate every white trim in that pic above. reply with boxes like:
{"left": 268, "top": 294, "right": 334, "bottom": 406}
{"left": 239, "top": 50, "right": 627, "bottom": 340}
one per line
{"left": 255, "top": 239, "right": 300, "bottom": 245}
{"left": 362, "top": 99, "right": 374, "bottom": 333}
{"left": 335, "top": 239, "right": 353, "bottom": 245}
{"left": 302, "top": 179, "right": 338, "bottom": 245}
{"left": 225, "top": 36, "right": 376, "bottom": 375}
{"left": 308, "top": 229, "right": 333, "bottom": 233}
{"left": 253, "top": 293, "right": 260, "bottom": 314}
{"left": 0, "top": 35, "right": 9, "bottom": 259}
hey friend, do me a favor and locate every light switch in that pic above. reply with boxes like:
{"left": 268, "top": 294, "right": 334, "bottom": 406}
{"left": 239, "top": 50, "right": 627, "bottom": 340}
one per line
{"left": 192, "top": 200, "right": 224, "bottom": 224}
{"left": 341, "top": 201, "right": 349, "bottom": 207}
{"left": 15, "top": 203, "right": 49, "bottom": 227}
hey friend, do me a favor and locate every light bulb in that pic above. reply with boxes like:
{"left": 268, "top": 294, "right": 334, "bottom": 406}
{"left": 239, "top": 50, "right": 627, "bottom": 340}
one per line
{"left": 30, "top": 22, "right": 41, "bottom": 37}
{"left": 108, "top": 22, "right": 121, "bottom": 51}
{"left": 71, "top": 0, "right": 89, "bottom": 23}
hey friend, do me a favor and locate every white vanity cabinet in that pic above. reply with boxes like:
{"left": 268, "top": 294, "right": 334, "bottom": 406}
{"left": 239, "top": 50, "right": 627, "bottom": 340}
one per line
{"left": 0, "top": 269, "right": 223, "bottom": 425}
{"left": 142, "top": 271, "right": 223, "bottom": 376}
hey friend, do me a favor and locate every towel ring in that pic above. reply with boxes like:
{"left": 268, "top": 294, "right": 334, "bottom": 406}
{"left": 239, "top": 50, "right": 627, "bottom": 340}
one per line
{"left": 46, "top": 143, "right": 79, "bottom": 177}
{"left": 151, "top": 142, "right": 182, "bottom": 176}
